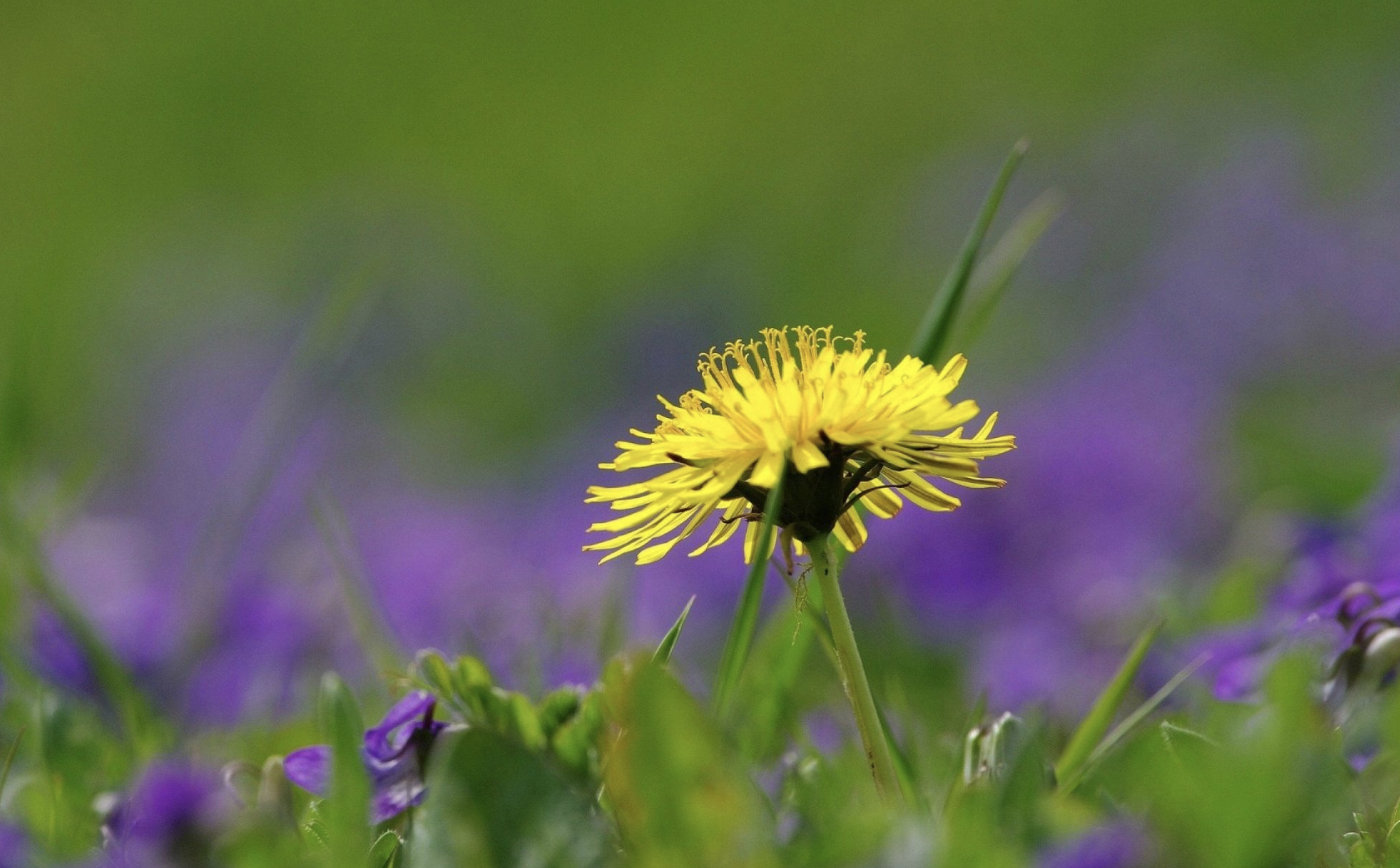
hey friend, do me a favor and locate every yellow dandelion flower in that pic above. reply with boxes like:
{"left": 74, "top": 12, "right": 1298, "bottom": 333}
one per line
{"left": 584, "top": 326, "right": 1015, "bottom": 565}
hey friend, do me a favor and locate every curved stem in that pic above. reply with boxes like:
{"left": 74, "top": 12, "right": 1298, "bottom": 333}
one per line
{"left": 808, "top": 535, "right": 902, "bottom": 804}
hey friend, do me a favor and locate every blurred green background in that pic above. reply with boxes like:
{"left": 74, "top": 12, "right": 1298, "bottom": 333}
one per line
{"left": 4, "top": 0, "right": 1400, "bottom": 476}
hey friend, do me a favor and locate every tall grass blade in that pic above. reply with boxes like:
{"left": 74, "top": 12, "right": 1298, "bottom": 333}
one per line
{"left": 1060, "top": 652, "right": 1212, "bottom": 793}
{"left": 1054, "top": 620, "right": 1162, "bottom": 786}
{"left": 954, "top": 189, "right": 1062, "bottom": 349}
{"left": 713, "top": 467, "right": 787, "bottom": 717}
{"left": 1091, "top": 654, "right": 1210, "bottom": 763}
{"left": 0, "top": 727, "right": 23, "bottom": 803}
{"left": 182, "top": 259, "right": 383, "bottom": 660}
{"left": 908, "top": 138, "right": 1029, "bottom": 365}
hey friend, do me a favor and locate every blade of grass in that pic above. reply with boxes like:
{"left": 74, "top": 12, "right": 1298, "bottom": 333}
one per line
{"left": 1054, "top": 620, "right": 1162, "bottom": 786}
{"left": 0, "top": 727, "right": 23, "bottom": 803}
{"left": 1060, "top": 652, "right": 1211, "bottom": 793}
{"left": 953, "top": 189, "right": 1062, "bottom": 350}
{"left": 311, "top": 489, "right": 405, "bottom": 684}
{"left": 713, "top": 467, "right": 786, "bottom": 718}
{"left": 907, "top": 138, "right": 1029, "bottom": 366}
{"left": 181, "top": 258, "right": 383, "bottom": 662}
{"left": 652, "top": 595, "right": 696, "bottom": 665}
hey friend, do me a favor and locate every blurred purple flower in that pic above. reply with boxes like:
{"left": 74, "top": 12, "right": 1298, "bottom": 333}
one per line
{"left": 1037, "top": 822, "right": 1150, "bottom": 868}
{"left": 0, "top": 823, "right": 28, "bottom": 868}
{"left": 101, "top": 762, "right": 234, "bottom": 868}
{"left": 1194, "top": 454, "right": 1400, "bottom": 703}
{"left": 34, "top": 344, "right": 363, "bottom": 726}
{"left": 285, "top": 690, "right": 448, "bottom": 823}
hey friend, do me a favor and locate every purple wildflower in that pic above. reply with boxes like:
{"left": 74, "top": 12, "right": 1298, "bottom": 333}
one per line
{"left": 101, "top": 762, "right": 234, "bottom": 868}
{"left": 284, "top": 690, "right": 448, "bottom": 823}
{"left": 1037, "top": 822, "right": 1151, "bottom": 868}
{"left": 35, "top": 345, "right": 347, "bottom": 726}
{"left": 0, "top": 823, "right": 29, "bottom": 868}
{"left": 1191, "top": 447, "right": 1400, "bottom": 705}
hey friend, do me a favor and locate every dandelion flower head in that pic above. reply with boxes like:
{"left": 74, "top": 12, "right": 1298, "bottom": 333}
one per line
{"left": 585, "top": 326, "right": 1015, "bottom": 565}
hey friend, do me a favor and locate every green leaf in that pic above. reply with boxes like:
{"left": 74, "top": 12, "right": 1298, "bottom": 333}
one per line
{"left": 653, "top": 594, "right": 696, "bottom": 665}
{"left": 713, "top": 466, "right": 787, "bottom": 717}
{"left": 368, "top": 831, "right": 402, "bottom": 868}
{"left": 907, "top": 138, "right": 1029, "bottom": 366}
{"left": 504, "top": 692, "right": 547, "bottom": 751}
{"left": 415, "top": 652, "right": 457, "bottom": 705}
{"left": 537, "top": 687, "right": 584, "bottom": 739}
{"left": 455, "top": 655, "right": 495, "bottom": 693}
{"left": 317, "top": 673, "right": 372, "bottom": 867}
{"left": 1053, "top": 620, "right": 1160, "bottom": 786}
{"left": 605, "top": 664, "right": 778, "bottom": 868}
{"left": 550, "top": 690, "right": 604, "bottom": 779}
{"left": 411, "top": 729, "right": 612, "bottom": 868}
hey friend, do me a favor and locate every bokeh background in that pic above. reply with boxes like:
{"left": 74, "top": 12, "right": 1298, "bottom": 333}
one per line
{"left": 5, "top": 1, "right": 1400, "bottom": 728}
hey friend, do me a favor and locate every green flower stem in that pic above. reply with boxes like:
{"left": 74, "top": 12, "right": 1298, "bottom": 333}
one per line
{"left": 808, "top": 535, "right": 902, "bottom": 803}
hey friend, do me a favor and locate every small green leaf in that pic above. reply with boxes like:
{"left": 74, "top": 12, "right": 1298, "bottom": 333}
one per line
{"left": 653, "top": 595, "right": 696, "bottom": 665}
{"left": 504, "top": 692, "right": 547, "bottom": 751}
{"left": 908, "top": 138, "right": 1029, "bottom": 366}
{"left": 454, "top": 656, "right": 495, "bottom": 692}
{"left": 713, "top": 466, "right": 787, "bottom": 717}
{"left": 537, "top": 687, "right": 584, "bottom": 739}
{"left": 368, "top": 830, "right": 402, "bottom": 868}
{"left": 551, "top": 691, "right": 604, "bottom": 779}
{"left": 1054, "top": 620, "right": 1161, "bottom": 786}
{"left": 415, "top": 652, "right": 456, "bottom": 703}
